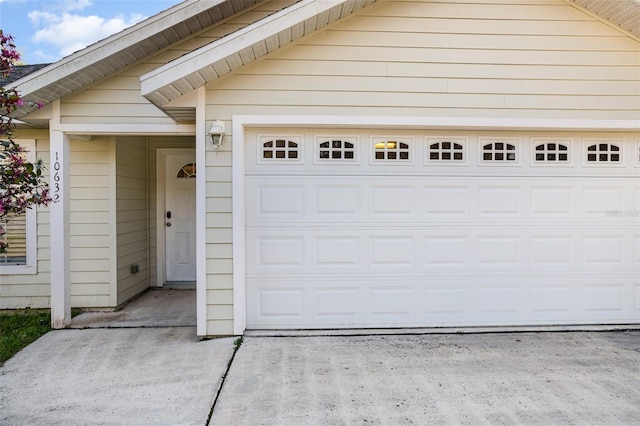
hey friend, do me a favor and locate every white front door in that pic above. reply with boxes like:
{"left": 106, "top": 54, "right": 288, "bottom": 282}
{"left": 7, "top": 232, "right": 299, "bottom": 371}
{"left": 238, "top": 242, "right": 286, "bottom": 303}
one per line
{"left": 164, "top": 151, "right": 196, "bottom": 282}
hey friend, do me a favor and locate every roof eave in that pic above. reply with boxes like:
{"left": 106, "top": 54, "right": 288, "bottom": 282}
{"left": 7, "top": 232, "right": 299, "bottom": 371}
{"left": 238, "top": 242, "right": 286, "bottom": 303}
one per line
{"left": 141, "top": 0, "right": 377, "bottom": 107}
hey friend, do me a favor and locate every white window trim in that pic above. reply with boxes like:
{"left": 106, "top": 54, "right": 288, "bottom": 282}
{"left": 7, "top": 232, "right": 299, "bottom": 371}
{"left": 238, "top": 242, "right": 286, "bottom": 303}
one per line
{"left": 314, "top": 135, "right": 359, "bottom": 165}
{"left": 370, "top": 135, "right": 414, "bottom": 165}
{"left": 583, "top": 138, "right": 624, "bottom": 168}
{"left": 478, "top": 137, "right": 521, "bottom": 166}
{"left": 256, "top": 134, "right": 304, "bottom": 165}
{"left": 0, "top": 139, "right": 38, "bottom": 275}
{"left": 530, "top": 137, "right": 573, "bottom": 167}
{"left": 425, "top": 136, "right": 469, "bottom": 166}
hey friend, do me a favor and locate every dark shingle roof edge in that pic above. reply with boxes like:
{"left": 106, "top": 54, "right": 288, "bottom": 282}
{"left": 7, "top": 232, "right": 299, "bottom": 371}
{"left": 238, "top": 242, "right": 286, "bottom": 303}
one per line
{"left": 1, "top": 64, "right": 51, "bottom": 87}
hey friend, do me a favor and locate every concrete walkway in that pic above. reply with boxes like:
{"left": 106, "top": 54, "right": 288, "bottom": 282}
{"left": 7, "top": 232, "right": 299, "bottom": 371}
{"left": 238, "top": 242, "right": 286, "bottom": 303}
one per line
{"left": 69, "top": 288, "right": 196, "bottom": 329}
{"left": 211, "top": 331, "right": 640, "bottom": 425}
{"left": 1, "top": 328, "right": 234, "bottom": 425}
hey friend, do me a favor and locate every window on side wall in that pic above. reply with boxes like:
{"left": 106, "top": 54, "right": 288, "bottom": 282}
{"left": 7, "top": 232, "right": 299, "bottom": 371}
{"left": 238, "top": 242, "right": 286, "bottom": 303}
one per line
{"left": 0, "top": 139, "right": 38, "bottom": 274}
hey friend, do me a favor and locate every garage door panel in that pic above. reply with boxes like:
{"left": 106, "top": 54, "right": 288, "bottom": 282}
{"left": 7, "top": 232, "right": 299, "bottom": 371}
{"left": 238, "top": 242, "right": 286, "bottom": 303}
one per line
{"left": 248, "top": 176, "right": 637, "bottom": 225}
{"left": 247, "top": 228, "right": 634, "bottom": 274}
{"left": 582, "top": 186, "right": 626, "bottom": 217}
{"left": 370, "top": 236, "right": 417, "bottom": 267}
{"left": 255, "top": 287, "right": 305, "bottom": 318}
{"left": 530, "top": 285, "right": 573, "bottom": 313}
{"left": 477, "top": 236, "right": 521, "bottom": 265}
{"left": 315, "top": 185, "right": 361, "bottom": 215}
{"left": 315, "top": 287, "right": 360, "bottom": 317}
{"left": 423, "top": 186, "right": 469, "bottom": 216}
{"left": 530, "top": 236, "right": 573, "bottom": 264}
{"left": 251, "top": 236, "right": 305, "bottom": 268}
{"left": 252, "top": 184, "right": 306, "bottom": 217}
{"left": 370, "top": 185, "right": 418, "bottom": 216}
{"left": 582, "top": 284, "right": 625, "bottom": 313}
{"left": 423, "top": 236, "right": 469, "bottom": 266}
{"left": 315, "top": 236, "right": 361, "bottom": 266}
{"left": 581, "top": 234, "right": 625, "bottom": 265}
{"left": 368, "top": 286, "right": 416, "bottom": 317}
{"left": 477, "top": 186, "right": 522, "bottom": 217}
{"left": 246, "top": 276, "right": 639, "bottom": 328}
{"left": 530, "top": 186, "right": 574, "bottom": 216}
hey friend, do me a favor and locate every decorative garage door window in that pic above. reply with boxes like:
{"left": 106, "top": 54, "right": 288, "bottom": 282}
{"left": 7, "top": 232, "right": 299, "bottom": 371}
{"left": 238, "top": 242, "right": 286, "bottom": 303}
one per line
{"left": 586, "top": 142, "right": 621, "bottom": 162}
{"left": 177, "top": 163, "right": 196, "bottom": 178}
{"left": 482, "top": 141, "right": 517, "bottom": 162}
{"left": 318, "top": 139, "right": 356, "bottom": 161}
{"left": 372, "top": 139, "right": 410, "bottom": 161}
{"left": 428, "top": 141, "right": 464, "bottom": 161}
{"left": 534, "top": 142, "right": 569, "bottom": 162}
{"left": 262, "top": 139, "right": 300, "bottom": 160}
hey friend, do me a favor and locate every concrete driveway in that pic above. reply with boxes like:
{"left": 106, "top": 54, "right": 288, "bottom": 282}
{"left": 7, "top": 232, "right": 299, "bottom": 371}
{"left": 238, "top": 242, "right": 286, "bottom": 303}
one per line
{"left": 2, "top": 328, "right": 640, "bottom": 425}
{"left": 211, "top": 331, "right": 640, "bottom": 425}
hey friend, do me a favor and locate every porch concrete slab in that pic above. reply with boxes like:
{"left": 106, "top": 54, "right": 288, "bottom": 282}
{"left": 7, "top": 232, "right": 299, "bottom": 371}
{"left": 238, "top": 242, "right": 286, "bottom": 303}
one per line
{"left": 211, "top": 332, "right": 640, "bottom": 425}
{"left": 0, "top": 328, "right": 234, "bottom": 426}
{"left": 70, "top": 288, "right": 196, "bottom": 328}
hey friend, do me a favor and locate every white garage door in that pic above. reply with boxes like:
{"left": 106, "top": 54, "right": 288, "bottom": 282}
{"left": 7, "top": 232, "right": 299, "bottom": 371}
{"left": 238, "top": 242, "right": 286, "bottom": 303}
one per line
{"left": 245, "top": 130, "right": 640, "bottom": 329}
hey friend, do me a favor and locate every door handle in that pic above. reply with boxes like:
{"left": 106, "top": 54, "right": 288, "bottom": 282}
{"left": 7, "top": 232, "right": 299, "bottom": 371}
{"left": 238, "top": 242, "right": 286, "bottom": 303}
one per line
{"left": 166, "top": 222, "right": 172, "bottom": 227}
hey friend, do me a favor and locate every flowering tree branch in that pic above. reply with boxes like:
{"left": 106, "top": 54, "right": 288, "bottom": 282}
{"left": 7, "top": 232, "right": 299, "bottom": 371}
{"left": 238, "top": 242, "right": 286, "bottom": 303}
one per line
{"left": 0, "top": 30, "right": 52, "bottom": 255}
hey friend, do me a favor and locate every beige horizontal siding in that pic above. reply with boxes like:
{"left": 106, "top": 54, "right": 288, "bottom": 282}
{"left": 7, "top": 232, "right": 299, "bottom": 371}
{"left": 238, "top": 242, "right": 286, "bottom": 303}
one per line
{"left": 116, "top": 137, "right": 150, "bottom": 305}
{"left": 0, "top": 136, "right": 116, "bottom": 309}
{"left": 203, "top": 132, "right": 233, "bottom": 334}
{"left": 206, "top": 0, "right": 640, "bottom": 121}
{"left": 69, "top": 138, "right": 114, "bottom": 308}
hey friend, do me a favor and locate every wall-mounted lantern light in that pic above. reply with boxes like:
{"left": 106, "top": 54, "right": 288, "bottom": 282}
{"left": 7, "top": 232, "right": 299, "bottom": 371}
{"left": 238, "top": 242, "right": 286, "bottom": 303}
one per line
{"left": 208, "top": 119, "right": 225, "bottom": 151}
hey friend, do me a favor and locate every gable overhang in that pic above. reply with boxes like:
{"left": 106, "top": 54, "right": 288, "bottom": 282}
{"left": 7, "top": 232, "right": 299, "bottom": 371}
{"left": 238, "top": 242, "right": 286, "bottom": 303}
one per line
{"left": 565, "top": 0, "right": 640, "bottom": 41}
{"left": 140, "top": 0, "right": 377, "bottom": 107}
{"left": 2, "top": 0, "right": 263, "bottom": 120}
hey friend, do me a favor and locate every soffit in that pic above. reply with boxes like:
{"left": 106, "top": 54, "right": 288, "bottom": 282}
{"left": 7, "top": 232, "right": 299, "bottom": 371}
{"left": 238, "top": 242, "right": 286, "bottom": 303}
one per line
{"left": 566, "top": 0, "right": 640, "bottom": 40}
{"left": 140, "top": 0, "right": 377, "bottom": 107}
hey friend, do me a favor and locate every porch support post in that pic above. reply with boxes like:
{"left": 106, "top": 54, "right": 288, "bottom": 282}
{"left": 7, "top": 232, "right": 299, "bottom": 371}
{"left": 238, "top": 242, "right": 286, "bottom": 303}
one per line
{"left": 50, "top": 102, "right": 71, "bottom": 329}
{"left": 195, "top": 86, "right": 207, "bottom": 335}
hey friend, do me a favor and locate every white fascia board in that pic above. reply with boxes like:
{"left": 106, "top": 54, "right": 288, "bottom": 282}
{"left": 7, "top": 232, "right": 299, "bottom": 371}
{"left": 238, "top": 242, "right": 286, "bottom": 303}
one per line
{"left": 7, "top": 0, "right": 220, "bottom": 96}
{"left": 234, "top": 115, "right": 640, "bottom": 132}
{"left": 141, "top": 0, "right": 350, "bottom": 100}
{"left": 57, "top": 123, "right": 196, "bottom": 135}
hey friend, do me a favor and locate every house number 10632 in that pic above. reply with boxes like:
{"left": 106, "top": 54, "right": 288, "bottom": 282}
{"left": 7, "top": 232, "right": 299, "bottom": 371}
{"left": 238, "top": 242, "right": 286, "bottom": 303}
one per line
{"left": 53, "top": 152, "right": 61, "bottom": 201}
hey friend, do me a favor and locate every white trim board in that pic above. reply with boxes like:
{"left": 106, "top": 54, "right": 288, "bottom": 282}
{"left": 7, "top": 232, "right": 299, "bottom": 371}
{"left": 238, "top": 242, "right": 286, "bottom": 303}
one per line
{"left": 196, "top": 87, "right": 207, "bottom": 336}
